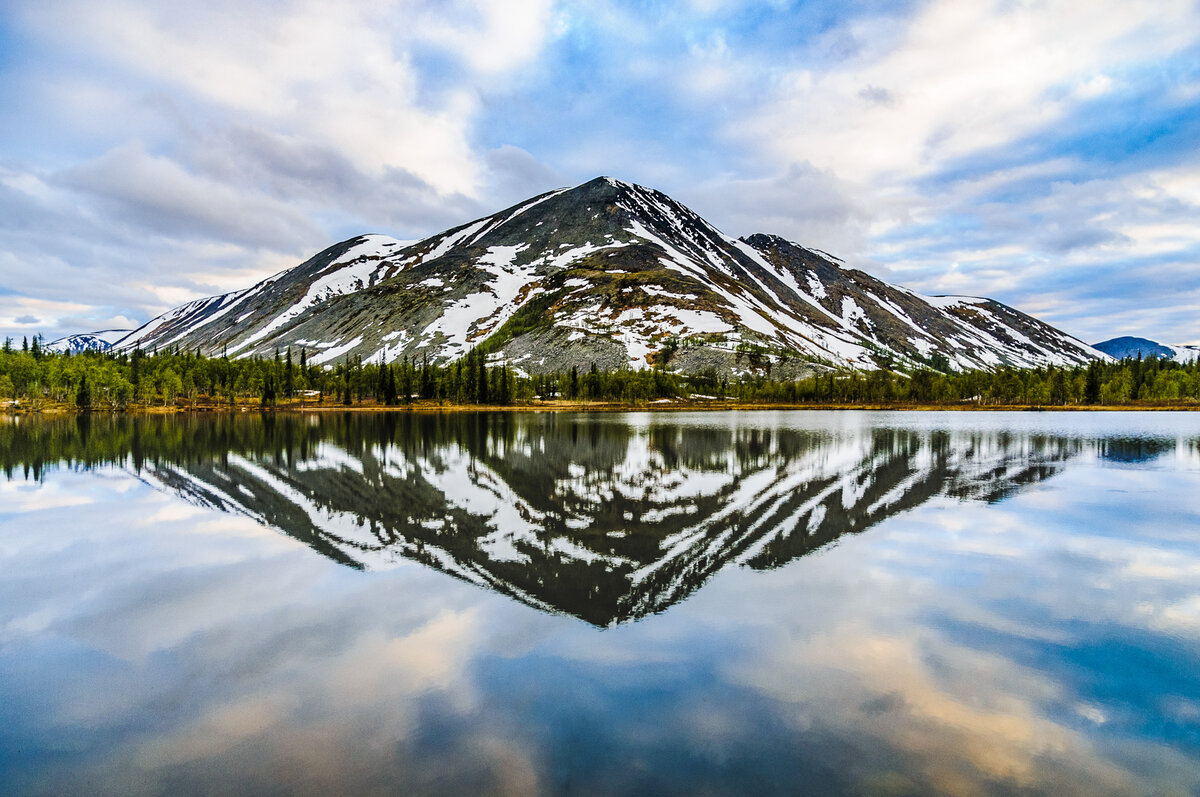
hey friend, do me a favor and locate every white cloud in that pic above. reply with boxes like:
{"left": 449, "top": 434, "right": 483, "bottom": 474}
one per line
{"left": 22, "top": 0, "right": 493, "bottom": 193}
{"left": 13, "top": 0, "right": 567, "bottom": 226}
{"left": 739, "top": 0, "right": 1200, "bottom": 184}
{"left": 416, "top": 0, "right": 557, "bottom": 75}
{"left": 1074, "top": 74, "right": 1115, "bottom": 100}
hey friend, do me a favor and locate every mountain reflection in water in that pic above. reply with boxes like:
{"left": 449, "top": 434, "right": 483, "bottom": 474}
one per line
{"left": 0, "top": 411, "right": 1094, "bottom": 625}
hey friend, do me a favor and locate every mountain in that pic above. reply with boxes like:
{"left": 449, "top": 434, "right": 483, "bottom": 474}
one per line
{"left": 111, "top": 177, "right": 1105, "bottom": 374}
{"left": 1093, "top": 336, "right": 1200, "bottom": 363}
{"left": 45, "top": 329, "right": 132, "bottom": 354}
{"left": 1093, "top": 336, "right": 1175, "bottom": 359}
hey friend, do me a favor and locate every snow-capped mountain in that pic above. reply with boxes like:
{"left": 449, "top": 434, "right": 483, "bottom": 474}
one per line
{"left": 112, "top": 177, "right": 1106, "bottom": 373}
{"left": 45, "top": 329, "right": 132, "bottom": 354}
{"left": 1093, "top": 336, "right": 1200, "bottom": 363}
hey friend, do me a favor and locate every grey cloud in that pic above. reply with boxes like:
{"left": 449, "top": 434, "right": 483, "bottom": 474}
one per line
{"left": 682, "top": 161, "right": 883, "bottom": 262}
{"left": 482, "top": 145, "right": 565, "bottom": 206}
{"left": 858, "top": 85, "right": 893, "bottom": 106}
{"left": 56, "top": 314, "right": 132, "bottom": 332}
{"left": 187, "top": 127, "right": 569, "bottom": 237}
{"left": 1038, "top": 227, "right": 1130, "bottom": 254}
{"left": 14, "top": 315, "right": 39, "bottom": 324}
{"left": 55, "top": 143, "right": 325, "bottom": 251}
{"left": 0, "top": 133, "right": 569, "bottom": 342}
{"left": 204, "top": 125, "right": 366, "bottom": 199}
{"left": 1007, "top": 281, "right": 1200, "bottom": 345}
{"left": 885, "top": 162, "right": 1200, "bottom": 343}
{"left": 0, "top": 164, "right": 308, "bottom": 341}
{"left": 371, "top": 165, "right": 485, "bottom": 231}
{"left": 189, "top": 125, "right": 488, "bottom": 235}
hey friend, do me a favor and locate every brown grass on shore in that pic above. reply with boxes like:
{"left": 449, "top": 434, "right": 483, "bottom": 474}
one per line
{"left": 5, "top": 397, "right": 1200, "bottom": 415}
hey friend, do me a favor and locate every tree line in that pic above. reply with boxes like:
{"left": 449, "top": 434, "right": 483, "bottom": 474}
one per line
{"left": 1, "top": 334, "right": 1198, "bottom": 409}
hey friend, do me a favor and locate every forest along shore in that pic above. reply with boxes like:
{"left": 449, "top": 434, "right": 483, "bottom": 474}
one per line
{"left": 4, "top": 399, "right": 1200, "bottom": 415}
{"left": 2, "top": 338, "right": 1198, "bottom": 414}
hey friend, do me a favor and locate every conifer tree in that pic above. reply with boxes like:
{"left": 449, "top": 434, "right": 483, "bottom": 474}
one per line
{"left": 401, "top": 358, "right": 413, "bottom": 403}
{"left": 1085, "top": 362, "right": 1101, "bottom": 404}
{"left": 420, "top": 355, "right": 433, "bottom": 399}
{"left": 75, "top": 373, "right": 91, "bottom": 409}
{"left": 284, "top": 348, "right": 294, "bottom": 399}
{"left": 477, "top": 353, "right": 488, "bottom": 405}
{"left": 261, "top": 372, "right": 277, "bottom": 405}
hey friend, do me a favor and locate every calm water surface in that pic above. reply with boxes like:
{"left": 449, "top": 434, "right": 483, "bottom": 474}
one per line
{"left": 2, "top": 410, "right": 1199, "bottom": 796}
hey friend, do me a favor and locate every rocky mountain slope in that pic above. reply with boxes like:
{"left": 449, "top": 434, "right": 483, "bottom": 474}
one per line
{"left": 109, "top": 177, "right": 1106, "bottom": 374}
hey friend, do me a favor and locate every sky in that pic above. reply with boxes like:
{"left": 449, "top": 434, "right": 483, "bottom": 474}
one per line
{"left": 1, "top": 0, "right": 1198, "bottom": 346}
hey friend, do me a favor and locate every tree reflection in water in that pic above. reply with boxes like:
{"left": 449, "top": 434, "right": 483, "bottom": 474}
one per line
{"left": 0, "top": 412, "right": 1096, "bottom": 626}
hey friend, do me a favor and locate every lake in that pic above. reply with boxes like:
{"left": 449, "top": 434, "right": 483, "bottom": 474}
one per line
{"left": 2, "top": 410, "right": 1199, "bottom": 796}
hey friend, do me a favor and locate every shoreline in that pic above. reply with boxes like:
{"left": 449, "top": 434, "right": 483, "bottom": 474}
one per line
{"left": 5, "top": 400, "right": 1200, "bottom": 415}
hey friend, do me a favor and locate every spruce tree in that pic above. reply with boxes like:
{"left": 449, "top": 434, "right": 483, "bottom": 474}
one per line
{"left": 477, "top": 355, "right": 489, "bottom": 404}
{"left": 1085, "top": 362, "right": 1101, "bottom": 404}
{"left": 284, "top": 349, "right": 294, "bottom": 399}
{"left": 421, "top": 355, "right": 432, "bottom": 399}
{"left": 402, "top": 359, "right": 413, "bottom": 403}
{"left": 499, "top": 365, "right": 510, "bottom": 405}
{"left": 75, "top": 374, "right": 92, "bottom": 409}
{"left": 383, "top": 363, "right": 398, "bottom": 405}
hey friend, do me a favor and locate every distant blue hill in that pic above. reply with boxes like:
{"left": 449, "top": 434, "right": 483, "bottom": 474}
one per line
{"left": 1092, "top": 336, "right": 1175, "bottom": 359}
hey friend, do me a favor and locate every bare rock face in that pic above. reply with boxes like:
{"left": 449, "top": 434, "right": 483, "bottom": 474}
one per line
{"left": 110, "top": 176, "right": 1107, "bottom": 375}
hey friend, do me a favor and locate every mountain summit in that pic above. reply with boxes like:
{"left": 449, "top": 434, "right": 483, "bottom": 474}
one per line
{"left": 112, "top": 176, "right": 1104, "bottom": 373}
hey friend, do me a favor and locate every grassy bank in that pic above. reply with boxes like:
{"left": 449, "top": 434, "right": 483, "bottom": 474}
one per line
{"left": 5, "top": 396, "right": 1199, "bottom": 415}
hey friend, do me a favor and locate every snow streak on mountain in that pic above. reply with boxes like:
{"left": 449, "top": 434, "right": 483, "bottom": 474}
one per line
{"left": 108, "top": 177, "right": 1106, "bottom": 373}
